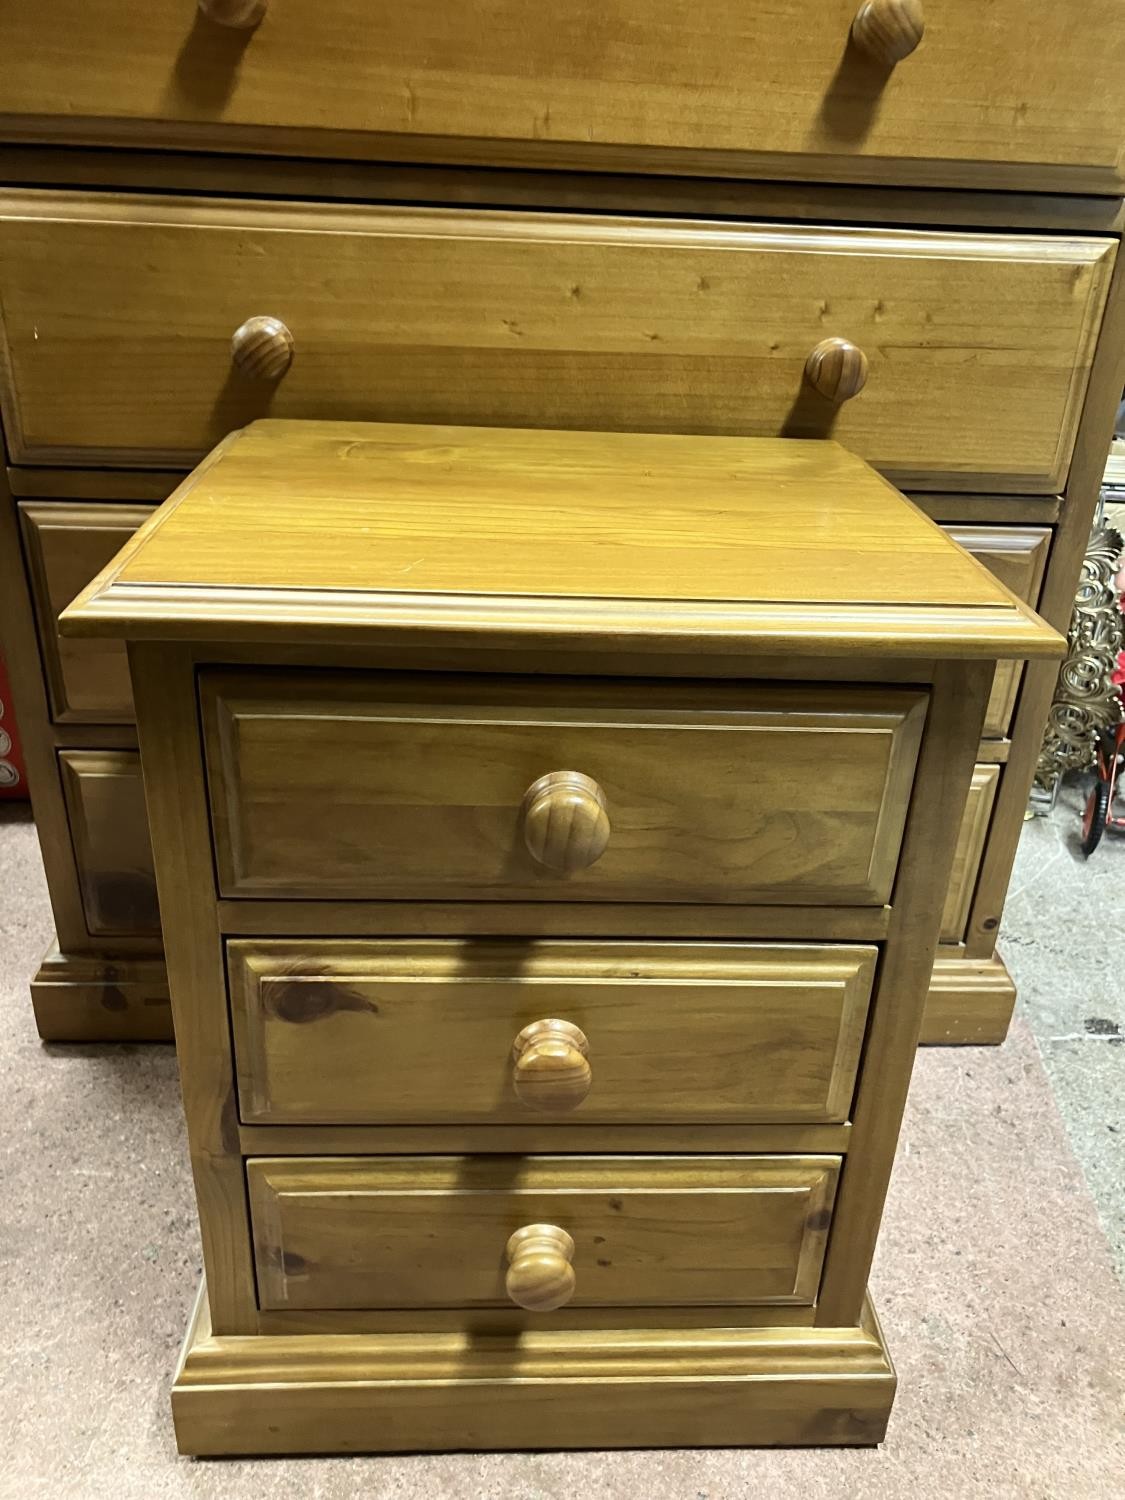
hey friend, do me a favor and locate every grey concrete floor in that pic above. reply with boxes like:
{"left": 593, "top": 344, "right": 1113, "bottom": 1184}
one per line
{"left": 1004, "top": 778, "right": 1125, "bottom": 1281}
{"left": 1, "top": 788, "right": 1123, "bottom": 1498}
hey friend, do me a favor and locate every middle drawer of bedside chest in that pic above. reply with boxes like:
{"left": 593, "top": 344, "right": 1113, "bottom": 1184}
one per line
{"left": 229, "top": 940, "right": 875, "bottom": 1125}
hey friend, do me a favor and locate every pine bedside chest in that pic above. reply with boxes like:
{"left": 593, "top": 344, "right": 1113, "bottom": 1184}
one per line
{"left": 61, "top": 418, "right": 1061, "bottom": 1455}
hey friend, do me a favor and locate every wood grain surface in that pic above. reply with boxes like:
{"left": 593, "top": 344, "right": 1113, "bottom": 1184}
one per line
{"left": 61, "top": 421, "right": 1066, "bottom": 661}
{"left": 228, "top": 939, "right": 875, "bottom": 1125}
{"left": 815, "top": 661, "right": 992, "bottom": 1323}
{"left": 247, "top": 1154, "right": 840, "bottom": 1310}
{"left": 939, "top": 763, "right": 1001, "bottom": 944}
{"left": 0, "top": 195, "right": 1113, "bottom": 490}
{"left": 202, "top": 672, "right": 927, "bottom": 905}
{"left": 128, "top": 643, "right": 260, "bottom": 1332}
{"left": 2, "top": 1, "right": 1122, "bottom": 192}
{"left": 57, "top": 749, "right": 159, "bottom": 936}
{"left": 172, "top": 1284, "right": 895, "bottom": 1453}
{"left": 945, "top": 526, "right": 1052, "bottom": 738}
{"left": 18, "top": 502, "right": 152, "bottom": 723}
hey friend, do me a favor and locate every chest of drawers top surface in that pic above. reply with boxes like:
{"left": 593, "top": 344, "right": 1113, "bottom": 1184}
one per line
{"left": 2, "top": 0, "right": 1123, "bottom": 192}
{"left": 61, "top": 418, "right": 1060, "bottom": 663}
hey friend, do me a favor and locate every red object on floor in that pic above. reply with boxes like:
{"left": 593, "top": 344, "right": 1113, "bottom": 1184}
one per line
{"left": 0, "top": 652, "right": 29, "bottom": 799}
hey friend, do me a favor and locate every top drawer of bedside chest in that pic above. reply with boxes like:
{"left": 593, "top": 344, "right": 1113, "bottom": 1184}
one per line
{"left": 1, "top": 2, "right": 1122, "bottom": 193}
{"left": 201, "top": 672, "right": 925, "bottom": 905}
{"left": 0, "top": 197, "right": 1113, "bottom": 492}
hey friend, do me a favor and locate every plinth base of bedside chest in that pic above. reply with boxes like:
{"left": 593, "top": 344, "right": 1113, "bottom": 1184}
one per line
{"left": 171, "top": 1281, "right": 896, "bottom": 1455}
{"left": 918, "top": 951, "right": 1017, "bottom": 1046}
{"left": 30, "top": 942, "right": 173, "bottom": 1042}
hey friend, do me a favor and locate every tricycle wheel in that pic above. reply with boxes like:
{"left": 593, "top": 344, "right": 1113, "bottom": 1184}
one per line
{"left": 1080, "top": 779, "right": 1110, "bottom": 858}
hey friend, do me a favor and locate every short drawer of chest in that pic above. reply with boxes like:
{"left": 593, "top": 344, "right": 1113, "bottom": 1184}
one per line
{"left": 18, "top": 501, "right": 155, "bottom": 724}
{"left": 247, "top": 1154, "right": 840, "bottom": 1313}
{"left": 58, "top": 749, "right": 159, "bottom": 936}
{"left": 203, "top": 671, "right": 926, "bottom": 906}
{"left": 944, "top": 524, "right": 1051, "bottom": 740}
{"left": 229, "top": 939, "right": 875, "bottom": 1126}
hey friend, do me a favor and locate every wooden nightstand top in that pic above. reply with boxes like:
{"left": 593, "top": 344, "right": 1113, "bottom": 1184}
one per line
{"left": 62, "top": 418, "right": 1062, "bottom": 661}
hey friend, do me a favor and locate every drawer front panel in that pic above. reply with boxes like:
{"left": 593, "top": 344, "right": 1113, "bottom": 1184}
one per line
{"left": 229, "top": 940, "right": 876, "bottom": 1126}
{"left": 58, "top": 750, "right": 159, "bottom": 936}
{"left": 940, "top": 763, "right": 1000, "bottom": 945}
{"left": 248, "top": 1155, "right": 840, "bottom": 1311}
{"left": 19, "top": 502, "right": 153, "bottom": 723}
{"left": 202, "top": 674, "right": 927, "bottom": 906}
{"left": 1, "top": 3, "right": 1122, "bottom": 191}
{"left": 944, "top": 526, "right": 1051, "bottom": 738}
{"left": 0, "top": 197, "right": 1113, "bottom": 491}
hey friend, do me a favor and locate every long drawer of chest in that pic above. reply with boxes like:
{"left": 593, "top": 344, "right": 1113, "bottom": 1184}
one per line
{"left": 246, "top": 1154, "right": 840, "bottom": 1312}
{"left": 0, "top": 194, "right": 1113, "bottom": 490}
{"left": 1, "top": 0, "right": 1122, "bottom": 193}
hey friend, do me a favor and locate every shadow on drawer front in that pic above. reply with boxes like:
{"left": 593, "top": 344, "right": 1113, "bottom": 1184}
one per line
{"left": 229, "top": 939, "right": 876, "bottom": 1126}
{"left": 202, "top": 672, "right": 927, "bottom": 905}
{"left": 58, "top": 750, "right": 160, "bottom": 935}
{"left": 247, "top": 1155, "right": 840, "bottom": 1312}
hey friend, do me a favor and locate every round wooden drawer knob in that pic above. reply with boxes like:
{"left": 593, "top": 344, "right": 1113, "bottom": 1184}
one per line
{"left": 505, "top": 1224, "right": 576, "bottom": 1311}
{"left": 230, "top": 316, "right": 294, "bottom": 380}
{"left": 852, "top": 0, "right": 925, "bottom": 65}
{"left": 522, "top": 770, "right": 610, "bottom": 874}
{"left": 197, "top": 0, "right": 268, "bottom": 28}
{"left": 512, "top": 1019, "right": 592, "bottom": 1112}
{"left": 804, "top": 337, "right": 869, "bottom": 403}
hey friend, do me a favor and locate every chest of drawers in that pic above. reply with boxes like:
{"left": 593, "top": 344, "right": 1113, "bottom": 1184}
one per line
{"left": 0, "top": 4, "right": 1122, "bottom": 1060}
{"left": 61, "top": 418, "right": 1060, "bottom": 1452}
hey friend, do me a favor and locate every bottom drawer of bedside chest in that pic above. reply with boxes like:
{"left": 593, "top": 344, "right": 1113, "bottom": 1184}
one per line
{"left": 247, "top": 1155, "right": 839, "bottom": 1312}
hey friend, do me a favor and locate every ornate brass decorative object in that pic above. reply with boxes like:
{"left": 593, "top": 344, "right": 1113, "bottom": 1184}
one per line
{"left": 1036, "top": 522, "right": 1123, "bottom": 793}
